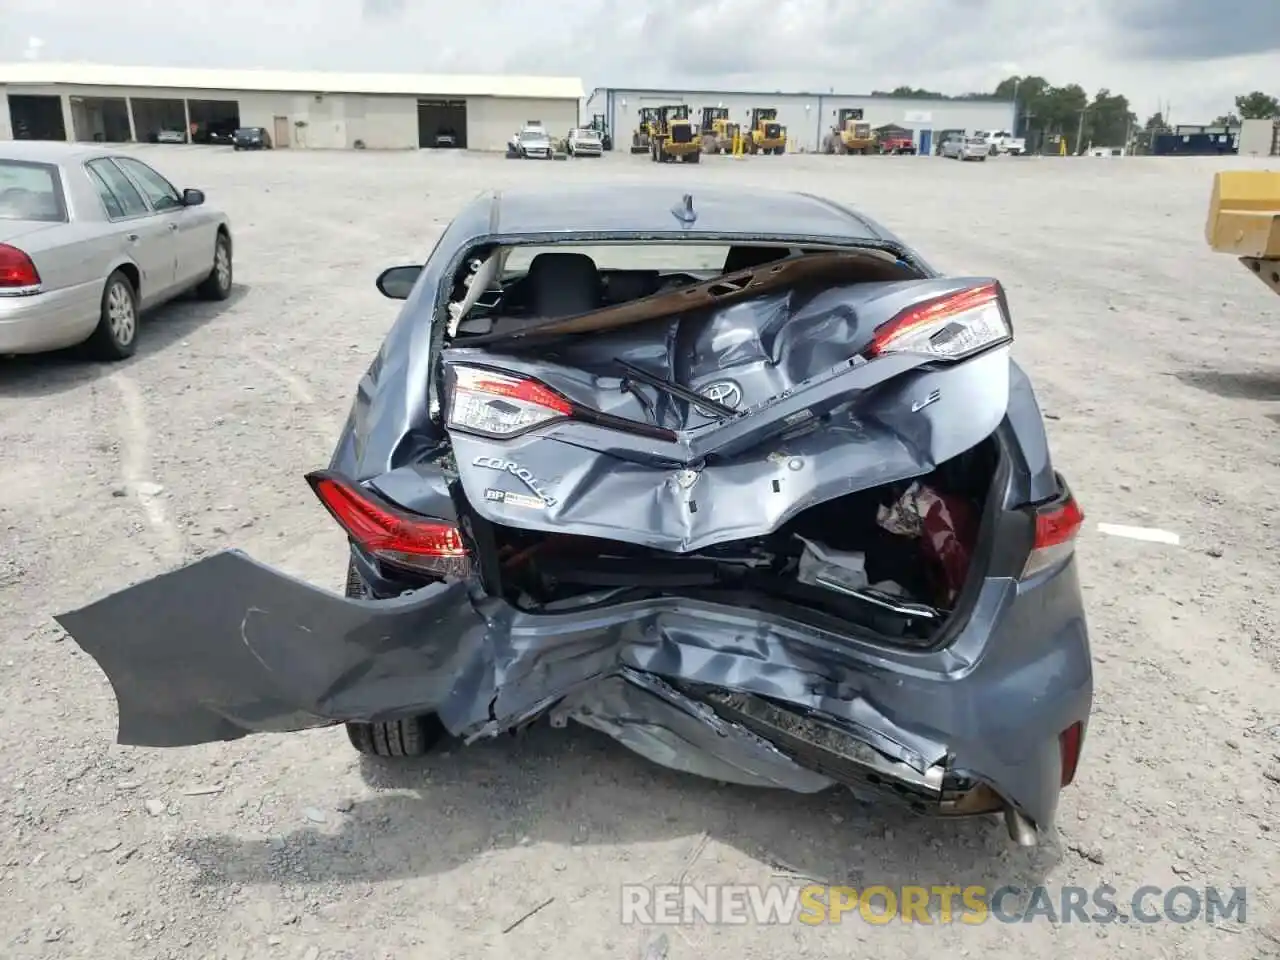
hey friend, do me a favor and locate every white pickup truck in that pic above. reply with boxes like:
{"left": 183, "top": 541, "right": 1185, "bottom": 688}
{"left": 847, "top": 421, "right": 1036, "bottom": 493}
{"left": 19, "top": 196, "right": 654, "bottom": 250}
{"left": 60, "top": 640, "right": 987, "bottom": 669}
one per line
{"left": 973, "top": 130, "right": 1027, "bottom": 156}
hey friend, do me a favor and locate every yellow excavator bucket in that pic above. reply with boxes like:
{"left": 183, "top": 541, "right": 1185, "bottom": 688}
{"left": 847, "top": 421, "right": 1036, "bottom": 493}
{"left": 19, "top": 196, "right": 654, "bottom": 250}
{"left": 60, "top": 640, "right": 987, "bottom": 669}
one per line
{"left": 1206, "top": 170, "right": 1280, "bottom": 258}
{"left": 1206, "top": 170, "right": 1280, "bottom": 296}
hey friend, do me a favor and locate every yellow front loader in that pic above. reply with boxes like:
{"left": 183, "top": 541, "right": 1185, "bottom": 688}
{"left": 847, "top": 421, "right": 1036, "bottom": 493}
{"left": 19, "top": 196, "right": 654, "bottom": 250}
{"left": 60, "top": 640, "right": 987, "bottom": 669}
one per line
{"left": 746, "top": 108, "right": 787, "bottom": 155}
{"left": 1206, "top": 170, "right": 1280, "bottom": 297}
{"left": 699, "top": 107, "right": 738, "bottom": 154}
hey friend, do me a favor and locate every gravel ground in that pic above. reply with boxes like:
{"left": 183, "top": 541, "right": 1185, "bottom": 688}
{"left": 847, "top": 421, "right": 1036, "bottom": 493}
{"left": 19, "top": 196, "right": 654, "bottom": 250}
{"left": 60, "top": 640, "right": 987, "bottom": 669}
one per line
{"left": 1, "top": 145, "right": 1278, "bottom": 959}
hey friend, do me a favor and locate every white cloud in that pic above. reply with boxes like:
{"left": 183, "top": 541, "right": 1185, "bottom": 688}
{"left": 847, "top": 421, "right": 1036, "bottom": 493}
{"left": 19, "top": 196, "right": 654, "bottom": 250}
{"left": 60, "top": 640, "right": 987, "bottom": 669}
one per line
{"left": 1, "top": 0, "right": 1274, "bottom": 121}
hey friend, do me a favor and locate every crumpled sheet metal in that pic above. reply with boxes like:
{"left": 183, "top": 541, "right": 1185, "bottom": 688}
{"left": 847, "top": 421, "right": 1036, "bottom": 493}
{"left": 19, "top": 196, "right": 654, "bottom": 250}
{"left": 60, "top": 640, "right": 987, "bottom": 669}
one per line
{"left": 53, "top": 550, "right": 948, "bottom": 782}
{"left": 551, "top": 670, "right": 834, "bottom": 792}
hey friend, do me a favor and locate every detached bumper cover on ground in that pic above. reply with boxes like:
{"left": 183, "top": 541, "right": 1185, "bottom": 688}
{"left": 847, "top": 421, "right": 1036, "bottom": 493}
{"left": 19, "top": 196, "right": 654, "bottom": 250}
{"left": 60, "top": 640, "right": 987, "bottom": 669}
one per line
{"left": 56, "top": 547, "right": 1090, "bottom": 829}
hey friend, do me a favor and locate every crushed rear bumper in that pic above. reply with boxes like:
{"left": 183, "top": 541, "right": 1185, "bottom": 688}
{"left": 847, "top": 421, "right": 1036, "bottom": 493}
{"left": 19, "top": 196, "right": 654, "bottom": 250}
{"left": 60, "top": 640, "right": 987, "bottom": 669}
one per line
{"left": 55, "top": 548, "right": 1090, "bottom": 838}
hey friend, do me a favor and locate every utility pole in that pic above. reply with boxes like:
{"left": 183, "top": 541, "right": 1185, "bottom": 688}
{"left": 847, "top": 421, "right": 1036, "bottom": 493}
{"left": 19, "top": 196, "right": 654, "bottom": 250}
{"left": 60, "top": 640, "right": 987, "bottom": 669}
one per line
{"left": 1075, "top": 106, "right": 1088, "bottom": 155}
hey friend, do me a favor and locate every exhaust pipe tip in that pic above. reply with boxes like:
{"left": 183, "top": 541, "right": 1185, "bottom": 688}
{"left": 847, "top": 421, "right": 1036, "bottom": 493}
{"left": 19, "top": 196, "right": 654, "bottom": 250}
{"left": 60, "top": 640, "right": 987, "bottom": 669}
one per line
{"left": 1003, "top": 806, "right": 1038, "bottom": 847}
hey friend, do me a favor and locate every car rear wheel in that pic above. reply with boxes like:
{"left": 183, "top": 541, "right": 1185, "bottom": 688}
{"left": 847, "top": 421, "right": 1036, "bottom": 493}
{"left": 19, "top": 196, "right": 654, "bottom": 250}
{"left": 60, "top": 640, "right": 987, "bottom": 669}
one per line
{"left": 341, "top": 559, "right": 447, "bottom": 758}
{"left": 196, "top": 231, "right": 233, "bottom": 301}
{"left": 85, "top": 270, "right": 139, "bottom": 361}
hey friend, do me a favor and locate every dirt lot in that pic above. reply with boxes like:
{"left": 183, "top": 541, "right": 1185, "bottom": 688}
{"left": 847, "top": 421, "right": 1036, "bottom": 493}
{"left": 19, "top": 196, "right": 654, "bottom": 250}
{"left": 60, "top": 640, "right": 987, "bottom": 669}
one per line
{"left": 1, "top": 145, "right": 1278, "bottom": 959}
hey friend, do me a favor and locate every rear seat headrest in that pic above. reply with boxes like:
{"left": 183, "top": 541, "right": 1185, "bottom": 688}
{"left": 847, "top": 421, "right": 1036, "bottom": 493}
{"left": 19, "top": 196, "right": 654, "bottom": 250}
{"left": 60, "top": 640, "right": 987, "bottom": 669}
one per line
{"left": 525, "top": 252, "right": 603, "bottom": 318}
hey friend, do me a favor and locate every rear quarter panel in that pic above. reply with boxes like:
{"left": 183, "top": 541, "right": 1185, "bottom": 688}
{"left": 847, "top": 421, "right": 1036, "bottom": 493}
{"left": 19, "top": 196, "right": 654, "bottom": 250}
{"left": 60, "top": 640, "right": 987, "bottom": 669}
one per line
{"left": 21, "top": 221, "right": 128, "bottom": 295}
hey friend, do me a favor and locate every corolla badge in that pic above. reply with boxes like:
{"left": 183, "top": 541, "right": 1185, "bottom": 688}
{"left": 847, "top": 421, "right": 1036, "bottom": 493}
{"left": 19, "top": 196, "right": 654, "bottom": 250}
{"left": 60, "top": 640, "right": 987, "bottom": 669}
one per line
{"left": 472, "top": 456, "right": 558, "bottom": 506}
{"left": 701, "top": 379, "right": 743, "bottom": 409}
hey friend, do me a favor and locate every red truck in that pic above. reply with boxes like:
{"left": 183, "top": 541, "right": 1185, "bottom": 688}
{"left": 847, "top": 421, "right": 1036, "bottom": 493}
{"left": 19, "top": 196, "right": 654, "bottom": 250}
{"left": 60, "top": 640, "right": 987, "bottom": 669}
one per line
{"left": 878, "top": 132, "right": 917, "bottom": 155}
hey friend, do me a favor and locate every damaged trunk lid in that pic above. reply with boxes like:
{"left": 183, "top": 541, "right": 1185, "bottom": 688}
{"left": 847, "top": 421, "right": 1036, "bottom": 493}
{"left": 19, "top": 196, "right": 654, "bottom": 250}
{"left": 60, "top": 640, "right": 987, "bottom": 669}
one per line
{"left": 443, "top": 277, "right": 1013, "bottom": 552}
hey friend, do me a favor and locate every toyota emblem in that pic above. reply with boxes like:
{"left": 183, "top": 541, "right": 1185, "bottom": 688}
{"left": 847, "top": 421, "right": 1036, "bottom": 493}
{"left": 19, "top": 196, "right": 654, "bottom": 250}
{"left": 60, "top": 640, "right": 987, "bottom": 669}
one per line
{"left": 701, "top": 380, "right": 743, "bottom": 409}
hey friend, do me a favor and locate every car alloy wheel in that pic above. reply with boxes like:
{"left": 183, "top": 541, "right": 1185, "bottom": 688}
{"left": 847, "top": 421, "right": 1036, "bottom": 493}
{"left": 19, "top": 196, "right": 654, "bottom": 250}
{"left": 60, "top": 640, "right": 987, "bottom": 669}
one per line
{"left": 214, "top": 239, "right": 231, "bottom": 293}
{"left": 107, "top": 279, "right": 136, "bottom": 346}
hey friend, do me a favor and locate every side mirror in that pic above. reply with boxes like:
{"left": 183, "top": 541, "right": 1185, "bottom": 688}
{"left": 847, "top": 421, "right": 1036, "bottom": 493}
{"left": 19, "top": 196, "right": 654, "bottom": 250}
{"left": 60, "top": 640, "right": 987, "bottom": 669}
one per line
{"left": 182, "top": 188, "right": 205, "bottom": 206}
{"left": 376, "top": 264, "right": 422, "bottom": 300}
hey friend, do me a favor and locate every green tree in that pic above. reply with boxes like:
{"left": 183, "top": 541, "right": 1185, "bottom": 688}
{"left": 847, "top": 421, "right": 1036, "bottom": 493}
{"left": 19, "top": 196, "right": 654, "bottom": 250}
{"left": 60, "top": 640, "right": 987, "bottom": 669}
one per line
{"left": 1144, "top": 112, "right": 1166, "bottom": 131}
{"left": 1085, "top": 89, "right": 1138, "bottom": 146}
{"left": 1211, "top": 113, "right": 1240, "bottom": 127}
{"left": 871, "top": 86, "right": 948, "bottom": 99}
{"left": 994, "top": 76, "right": 1051, "bottom": 137}
{"left": 1234, "top": 91, "right": 1280, "bottom": 119}
{"left": 1038, "top": 83, "right": 1089, "bottom": 138}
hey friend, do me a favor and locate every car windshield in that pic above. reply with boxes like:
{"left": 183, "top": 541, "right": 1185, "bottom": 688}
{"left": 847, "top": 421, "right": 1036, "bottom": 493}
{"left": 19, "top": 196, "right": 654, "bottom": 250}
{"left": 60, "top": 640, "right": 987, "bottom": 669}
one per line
{"left": 0, "top": 160, "right": 66, "bottom": 222}
{"left": 235, "top": 128, "right": 261, "bottom": 136}
{"left": 572, "top": 129, "right": 595, "bottom": 138}
{"left": 966, "top": 137, "right": 987, "bottom": 144}
{"left": 519, "top": 130, "right": 547, "bottom": 142}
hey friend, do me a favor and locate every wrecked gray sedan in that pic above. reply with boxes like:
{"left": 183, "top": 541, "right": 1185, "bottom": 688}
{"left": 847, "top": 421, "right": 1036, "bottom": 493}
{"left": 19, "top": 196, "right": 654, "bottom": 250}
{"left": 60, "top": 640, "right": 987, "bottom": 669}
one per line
{"left": 57, "top": 184, "right": 1091, "bottom": 846}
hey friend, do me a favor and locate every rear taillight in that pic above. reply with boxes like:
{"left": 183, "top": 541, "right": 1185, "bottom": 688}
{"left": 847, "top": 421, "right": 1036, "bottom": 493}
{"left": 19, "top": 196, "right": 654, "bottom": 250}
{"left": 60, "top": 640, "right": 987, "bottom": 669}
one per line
{"left": 0, "top": 244, "right": 41, "bottom": 290}
{"left": 865, "top": 282, "right": 1011, "bottom": 361}
{"left": 1021, "top": 487, "right": 1085, "bottom": 578}
{"left": 1059, "top": 721, "right": 1084, "bottom": 787}
{"left": 306, "top": 470, "right": 470, "bottom": 578}
{"left": 447, "top": 365, "right": 574, "bottom": 438}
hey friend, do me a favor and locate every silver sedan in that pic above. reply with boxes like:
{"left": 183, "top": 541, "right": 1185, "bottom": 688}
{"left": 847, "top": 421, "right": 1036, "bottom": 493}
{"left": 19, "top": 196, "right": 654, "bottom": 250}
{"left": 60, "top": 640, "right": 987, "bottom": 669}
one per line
{"left": 0, "top": 142, "right": 233, "bottom": 360}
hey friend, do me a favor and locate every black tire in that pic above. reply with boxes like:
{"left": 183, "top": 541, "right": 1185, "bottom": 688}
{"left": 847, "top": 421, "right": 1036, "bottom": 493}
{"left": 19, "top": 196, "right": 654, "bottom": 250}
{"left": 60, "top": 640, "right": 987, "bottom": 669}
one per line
{"left": 85, "top": 270, "right": 139, "bottom": 361}
{"left": 341, "top": 559, "right": 446, "bottom": 758}
{"left": 196, "top": 231, "right": 233, "bottom": 301}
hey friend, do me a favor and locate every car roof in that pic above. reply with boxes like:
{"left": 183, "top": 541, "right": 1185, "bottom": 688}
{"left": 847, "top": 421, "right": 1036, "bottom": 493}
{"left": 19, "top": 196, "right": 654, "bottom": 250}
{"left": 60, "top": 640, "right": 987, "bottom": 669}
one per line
{"left": 0, "top": 141, "right": 115, "bottom": 164}
{"left": 479, "top": 184, "right": 888, "bottom": 241}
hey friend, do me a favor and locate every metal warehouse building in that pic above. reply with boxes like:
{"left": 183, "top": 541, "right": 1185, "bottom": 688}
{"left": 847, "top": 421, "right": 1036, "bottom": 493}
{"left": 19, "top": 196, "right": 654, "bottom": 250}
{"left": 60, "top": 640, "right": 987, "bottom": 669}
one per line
{"left": 0, "top": 63, "right": 583, "bottom": 151}
{"left": 586, "top": 87, "right": 1016, "bottom": 155}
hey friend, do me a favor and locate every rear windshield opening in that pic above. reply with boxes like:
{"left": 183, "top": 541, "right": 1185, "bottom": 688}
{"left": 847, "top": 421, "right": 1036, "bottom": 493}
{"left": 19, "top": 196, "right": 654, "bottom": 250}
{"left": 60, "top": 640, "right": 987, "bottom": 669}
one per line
{"left": 0, "top": 160, "right": 67, "bottom": 223}
{"left": 445, "top": 240, "right": 918, "bottom": 342}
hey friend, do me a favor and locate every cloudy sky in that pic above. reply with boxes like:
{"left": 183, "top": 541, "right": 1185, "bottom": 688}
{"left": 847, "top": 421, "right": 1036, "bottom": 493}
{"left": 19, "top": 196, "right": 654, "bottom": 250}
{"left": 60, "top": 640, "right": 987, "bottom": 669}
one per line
{"left": 3, "top": 0, "right": 1277, "bottom": 122}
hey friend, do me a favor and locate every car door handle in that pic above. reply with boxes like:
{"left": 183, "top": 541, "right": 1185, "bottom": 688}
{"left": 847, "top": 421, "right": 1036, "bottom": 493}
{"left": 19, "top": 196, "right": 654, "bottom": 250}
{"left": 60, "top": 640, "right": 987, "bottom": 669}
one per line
{"left": 167, "top": 222, "right": 179, "bottom": 231}
{"left": 127, "top": 233, "right": 139, "bottom": 242}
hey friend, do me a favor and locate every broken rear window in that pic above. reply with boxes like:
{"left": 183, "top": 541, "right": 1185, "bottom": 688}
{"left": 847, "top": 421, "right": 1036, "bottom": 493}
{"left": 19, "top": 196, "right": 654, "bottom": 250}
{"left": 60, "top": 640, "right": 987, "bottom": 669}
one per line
{"left": 500, "top": 243, "right": 784, "bottom": 277}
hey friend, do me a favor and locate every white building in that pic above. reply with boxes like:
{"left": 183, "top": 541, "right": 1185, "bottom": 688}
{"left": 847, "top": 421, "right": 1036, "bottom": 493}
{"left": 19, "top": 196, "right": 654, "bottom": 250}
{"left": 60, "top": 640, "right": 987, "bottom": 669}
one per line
{"left": 0, "top": 63, "right": 584, "bottom": 151}
{"left": 586, "top": 87, "right": 1017, "bottom": 155}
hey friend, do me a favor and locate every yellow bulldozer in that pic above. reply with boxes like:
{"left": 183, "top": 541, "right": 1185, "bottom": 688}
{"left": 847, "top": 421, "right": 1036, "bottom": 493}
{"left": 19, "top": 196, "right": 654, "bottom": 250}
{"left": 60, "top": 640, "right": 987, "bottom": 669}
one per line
{"left": 650, "top": 104, "right": 700, "bottom": 163}
{"left": 1206, "top": 170, "right": 1280, "bottom": 298}
{"left": 699, "top": 106, "right": 739, "bottom": 154}
{"left": 745, "top": 108, "right": 787, "bottom": 155}
{"left": 825, "top": 108, "right": 877, "bottom": 155}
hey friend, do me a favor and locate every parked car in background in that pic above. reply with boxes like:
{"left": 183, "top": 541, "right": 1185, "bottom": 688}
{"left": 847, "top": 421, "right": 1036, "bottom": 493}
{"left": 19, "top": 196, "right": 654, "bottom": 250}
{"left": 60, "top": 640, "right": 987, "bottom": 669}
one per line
{"left": 878, "top": 131, "right": 917, "bottom": 155}
{"left": 434, "top": 128, "right": 459, "bottom": 148}
{"left": 0, "top": 142, "right": 234, "bottom": 360}
{"left": 973, "top": 130, "right": 1027, "bottom": 156}
{"left": 941, "top": 133, "right": 991, "bottom": 161}
{"left": 56, "top": 183, "right": 1091, "bottom": 850}
{"left": 155, "top": 129, "right": 187, "bottom": 145}
{"left": 194, "top": 121, "right": 238, "bottom": 145}
{"left": 567, "top": 127, "right": 604, "bottom": 157}
{"left": 999, "top": 133, "right": 1027, "bottom": 156}
{"left": 507, "top": 126, "right": 553, "bottom": 159}
{"left": 232, "top": 127, "right": 272, "bottom": 150}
